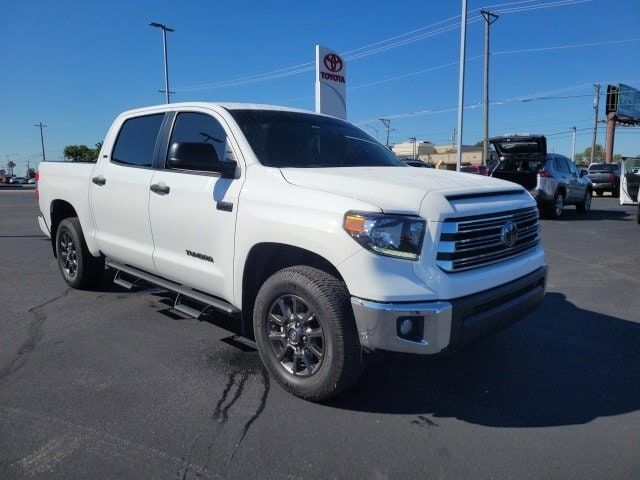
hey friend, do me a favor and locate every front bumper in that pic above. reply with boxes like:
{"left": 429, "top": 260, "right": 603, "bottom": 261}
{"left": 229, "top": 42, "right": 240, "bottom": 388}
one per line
{"left": 351, "top": 266, "right": 547, "bottom": 354}
{"left": 591, "top": 182, "right": 615, "bottom": 190}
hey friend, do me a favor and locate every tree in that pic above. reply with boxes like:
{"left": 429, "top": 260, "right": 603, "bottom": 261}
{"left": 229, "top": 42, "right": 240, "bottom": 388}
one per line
{"left": 574, "top": 144, "right": 605, "bottom": 165}
{"left": 63, "top": 142, "right": 102, "bottom": 162}
{"left": 474, "top": 140, "right": 484, "bottom": 148}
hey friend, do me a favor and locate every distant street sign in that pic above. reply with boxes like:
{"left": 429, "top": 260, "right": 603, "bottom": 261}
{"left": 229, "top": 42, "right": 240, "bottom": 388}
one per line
{"left": 315, "top": 45, "right": 347, "bottom": 120}
{"left": 606, "top": 84, "right": 640, "bottom": 123}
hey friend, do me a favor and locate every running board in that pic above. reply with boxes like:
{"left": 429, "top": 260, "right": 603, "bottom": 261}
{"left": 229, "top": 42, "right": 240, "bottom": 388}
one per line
{"left": 106, "top": 260, "right": 240, "bottom": 316}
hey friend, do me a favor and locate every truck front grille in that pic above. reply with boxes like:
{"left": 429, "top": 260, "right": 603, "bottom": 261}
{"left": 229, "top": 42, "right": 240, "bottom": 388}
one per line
{"left": 436, "top": 207, "right": 540, "bottom": 272}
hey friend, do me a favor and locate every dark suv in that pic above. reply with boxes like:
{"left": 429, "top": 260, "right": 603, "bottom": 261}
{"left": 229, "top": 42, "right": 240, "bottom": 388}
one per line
{"left": 587, "top": 162, "right": 621, "bottom": 197}
{"left": 489, "top": 135, "right": 592, "bottom": 219}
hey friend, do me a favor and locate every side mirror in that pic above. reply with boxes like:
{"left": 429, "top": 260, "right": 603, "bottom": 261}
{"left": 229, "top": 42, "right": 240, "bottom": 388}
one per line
{"left": 167, "top": 142, "right": 237, "bottom": 178}
{"left": 579, "top": 169, "right": 587, "bottom": 177}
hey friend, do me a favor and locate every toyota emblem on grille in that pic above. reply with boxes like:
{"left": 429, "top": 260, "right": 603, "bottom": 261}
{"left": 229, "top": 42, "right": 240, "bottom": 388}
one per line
{"left": 501, "top": 221, "right": 519, "bottom": 247}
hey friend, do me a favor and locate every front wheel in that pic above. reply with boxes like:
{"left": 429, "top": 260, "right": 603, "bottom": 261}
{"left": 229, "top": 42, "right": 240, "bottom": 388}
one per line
{"left": 253, "top": 266, "right": 363, "bottom": 401}
{"left": 550, "top": 191, "right": 565, "bottom": 219}
{"left": 576, "top": 190, "right": 592, "bottom": 214}
{"left": 56, "top": 217, "right": 104, "bottom": 289}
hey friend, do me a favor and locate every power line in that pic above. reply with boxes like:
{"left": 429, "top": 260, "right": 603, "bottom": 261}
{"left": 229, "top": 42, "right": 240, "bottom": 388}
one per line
{"left": 173, "top": 0, "right": 591, "bottom": 92}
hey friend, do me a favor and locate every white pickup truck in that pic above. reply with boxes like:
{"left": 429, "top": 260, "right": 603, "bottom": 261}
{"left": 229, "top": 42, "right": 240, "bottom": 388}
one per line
{"left": 37, "top": 103, "right": 547, "bottom": 400}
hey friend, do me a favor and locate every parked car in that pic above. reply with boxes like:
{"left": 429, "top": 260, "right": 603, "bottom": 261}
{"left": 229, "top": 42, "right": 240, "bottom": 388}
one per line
{"left": 460, "top": 164, "right": 488, "bottom": 175}
{"left": 37, "top": 103, "right": 547, "bottom": 400}
{"left": 587, "top": 162, "right": 621, "bottom": 197}
{"left": 9, "top": 177, "right": 27, "bottom": 184}
{"left": 403, "top": 159, "right": 434, "bottom": 168}
{"left": 28, "top": 178, "right": 36, "bottom": 184}
{"left": 489, "top": 135, "right": 592, "bottom": 219}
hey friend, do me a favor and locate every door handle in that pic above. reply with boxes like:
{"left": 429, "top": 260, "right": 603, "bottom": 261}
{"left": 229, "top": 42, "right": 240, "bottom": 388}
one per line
{"left": 92, "top": 176, "right": 106, "bottom": 186}
{"left": 150, "top": 183, "right": 170, "bottom": 195}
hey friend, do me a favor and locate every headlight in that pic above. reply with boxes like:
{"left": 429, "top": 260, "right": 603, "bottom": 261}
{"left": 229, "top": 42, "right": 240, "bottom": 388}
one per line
{"left": 343, "top": 211, "right": 426, "bottom": 260}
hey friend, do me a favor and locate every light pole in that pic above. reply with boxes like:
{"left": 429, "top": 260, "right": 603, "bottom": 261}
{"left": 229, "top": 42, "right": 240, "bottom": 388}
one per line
{"left": 590, "top": 83, "right": 600, "bottom": 164}
{"left": 481, "top": 10, "right": 499, "bottom": 167}
{"left": 149, "top": 22, "right": 175, "bottom": 104}
{"left": 455, "top": 0, "right": 468, "bottom": 172}
{"left": 571, "top": 126, "right": 577, "bottom": 162}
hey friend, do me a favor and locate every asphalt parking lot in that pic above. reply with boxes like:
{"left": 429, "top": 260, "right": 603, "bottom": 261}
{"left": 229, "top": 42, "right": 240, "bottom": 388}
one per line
{"left": 1, "top": 189, "right": 638, "bottom": 479}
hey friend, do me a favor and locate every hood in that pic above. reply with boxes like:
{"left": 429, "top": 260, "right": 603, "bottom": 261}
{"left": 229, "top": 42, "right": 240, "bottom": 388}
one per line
{"left": 280, "top": 166, "right": 524, "bottom": 214}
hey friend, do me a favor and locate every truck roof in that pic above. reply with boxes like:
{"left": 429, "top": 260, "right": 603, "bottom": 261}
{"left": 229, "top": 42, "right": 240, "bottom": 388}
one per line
{"left": 118, "top": 102, "right": 322, "bottom": 118}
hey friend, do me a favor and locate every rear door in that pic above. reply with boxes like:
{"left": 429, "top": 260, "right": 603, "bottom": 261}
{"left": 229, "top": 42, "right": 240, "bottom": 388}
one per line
{"left": 147, "top": 109, "right": 243, "bottom": 301}
{"left": 90, "top": 113, "right": 165, "bottom": 272}
{"left": 489, "top": 136, "right": 546, "bottom": 190}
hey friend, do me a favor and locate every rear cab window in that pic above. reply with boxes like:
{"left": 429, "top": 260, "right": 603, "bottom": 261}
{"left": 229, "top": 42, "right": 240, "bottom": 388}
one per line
{"left": 588, "top": 163, "right": 620, "bottom": 172}
{"left": 112, "top": 114, "right": 165, "bottom": 168}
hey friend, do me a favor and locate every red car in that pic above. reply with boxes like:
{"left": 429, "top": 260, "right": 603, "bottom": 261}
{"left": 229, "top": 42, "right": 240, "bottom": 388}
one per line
{"left": 460, "top": 165, "right": 488, "bottom": 175}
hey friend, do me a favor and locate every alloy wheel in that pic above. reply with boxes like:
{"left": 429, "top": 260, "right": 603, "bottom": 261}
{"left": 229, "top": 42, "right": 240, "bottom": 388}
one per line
{"left": 267, "top": 294, "right": 325, "bottom": 377}
{"left": 59, "top": 230, "right": 78, "bottom": 277}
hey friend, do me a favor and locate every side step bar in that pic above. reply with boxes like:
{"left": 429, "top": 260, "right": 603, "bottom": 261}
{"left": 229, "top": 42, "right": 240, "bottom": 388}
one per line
{"left": 106, "top": 260, "right": 240, "bottom": 316}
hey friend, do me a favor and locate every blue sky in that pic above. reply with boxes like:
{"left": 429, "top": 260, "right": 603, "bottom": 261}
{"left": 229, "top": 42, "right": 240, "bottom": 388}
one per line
{"left": 1, "top": 0, "right": 639, "bottom": 175}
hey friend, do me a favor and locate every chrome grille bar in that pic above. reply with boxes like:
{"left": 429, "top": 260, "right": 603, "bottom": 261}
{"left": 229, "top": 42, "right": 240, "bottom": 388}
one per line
{"left": 436, "top": 206, "right": 540, "bottom": 272}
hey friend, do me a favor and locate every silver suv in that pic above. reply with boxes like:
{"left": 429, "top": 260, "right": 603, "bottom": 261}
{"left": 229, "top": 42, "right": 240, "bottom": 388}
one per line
{"left": 489, "top": 135, "right": 592, "bottom": 219}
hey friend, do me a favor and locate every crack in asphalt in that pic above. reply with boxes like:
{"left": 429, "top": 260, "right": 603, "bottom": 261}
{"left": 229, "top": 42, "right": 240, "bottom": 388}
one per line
{"left": 227, "top": 367, "right": 270, "bottom": 467}
{"left": 0, "top": 289, "right": 70, "bottom": 387}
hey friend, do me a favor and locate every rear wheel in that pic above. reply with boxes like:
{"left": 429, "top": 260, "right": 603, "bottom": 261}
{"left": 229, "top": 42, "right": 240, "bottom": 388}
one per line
{"left": 576, "top": 190, "right": 591, "bottom": 213}
{"left": 611, "top": 185, "right": 620, "bottom": 198}
{"left": 56, "top": 217, "right": 104, "bottom": 289}
{"left": 253, "top": 266, "right": 363, "bottom": 401}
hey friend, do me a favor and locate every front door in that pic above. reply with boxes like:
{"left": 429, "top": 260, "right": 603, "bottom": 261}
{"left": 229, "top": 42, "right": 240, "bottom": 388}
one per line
{"left": 148, "top": 110, "right": 243, "bottom": 302}
{"left": 90, "top": 113, "right": 165, "bottom": 272}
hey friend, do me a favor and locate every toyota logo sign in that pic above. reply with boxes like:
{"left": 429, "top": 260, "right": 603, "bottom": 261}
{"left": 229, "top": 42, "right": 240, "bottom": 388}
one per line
{"left": 324, "top": 53, "right": 343, "bottom": 73}
{"left": 501, "top": 221, "right": 519, "bottom": 248}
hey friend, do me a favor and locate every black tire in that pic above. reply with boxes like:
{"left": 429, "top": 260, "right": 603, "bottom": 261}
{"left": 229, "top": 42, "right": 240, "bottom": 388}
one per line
{"left": 595, "top": 190, "right": 604, "bottom": 196}
{"left": 576, "top": 189, "right": 592, "bottom": 214}
{"left": 611, "top": 185, "right": 620, "bottom": 198}
{"left": 253, "top": 266, "right": 363, "bottom": 401}
{"left": 55, "top": 217, "right": 105, "bottom": 289}
{"left": 637, "top": 204, "right": 640, "bottom": 225}
{"left": 549, "top": 191, "right": 565, "bottom": 219}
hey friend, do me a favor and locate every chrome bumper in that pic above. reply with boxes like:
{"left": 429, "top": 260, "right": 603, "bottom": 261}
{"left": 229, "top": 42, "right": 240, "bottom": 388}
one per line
{"left": 351, "top": 266, "right": 547, "bottom": 355}
{"left": 351, "top": 298, "right": 453, "bottom": 354}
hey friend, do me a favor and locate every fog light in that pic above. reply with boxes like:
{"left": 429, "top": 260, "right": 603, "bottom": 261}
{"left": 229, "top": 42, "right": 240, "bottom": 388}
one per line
{"left": 399, "top": 318, "right": 414, "bottom": 336}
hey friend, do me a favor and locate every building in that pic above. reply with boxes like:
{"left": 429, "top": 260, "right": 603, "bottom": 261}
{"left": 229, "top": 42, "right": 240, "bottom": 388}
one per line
{"left": 392, "top": 140, "right": 484, "bottom": 170}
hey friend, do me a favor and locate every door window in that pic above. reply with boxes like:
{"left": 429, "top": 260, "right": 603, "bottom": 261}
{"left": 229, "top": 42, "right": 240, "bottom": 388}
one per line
{"left": 112, "top": 114, "right": 164, "bottom": 167}
{"left": 167, "top": 113, "right": 230, "bottom": 169}
{"left": 557, "top": 157, "right": 571, "bottom": 174}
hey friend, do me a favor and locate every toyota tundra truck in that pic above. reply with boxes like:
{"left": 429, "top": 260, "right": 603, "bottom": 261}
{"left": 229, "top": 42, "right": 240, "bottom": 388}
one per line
{"left": 37, "top": 103, "right": 547, "bottom": 400}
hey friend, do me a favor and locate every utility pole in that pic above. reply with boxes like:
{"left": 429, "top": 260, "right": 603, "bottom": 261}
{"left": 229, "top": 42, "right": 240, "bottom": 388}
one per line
{"left": 34, "top": 123, "right": 47, "bottom": 163}
{"left": 379, "top": 118, "right": 394, "bottom": 147}
{"left": 365, "top": 124, "right": 379, "bottom": 141}
{"left": 409, "top": 137, "right": 417, "bottom": 160}
{"left": 149, "top": 22, "right": 175, "bottom": 104}
{"left": 571, "top": 126, "right": 577, "bottom": 162}
{"left": 481, "top": 9, "right": 499, "bottom": 167}
{"left": 590, "top": 84, "right": 600, "bottom": 164}
{"left": 455, "top": 0, "right": 468, "bottom": 172}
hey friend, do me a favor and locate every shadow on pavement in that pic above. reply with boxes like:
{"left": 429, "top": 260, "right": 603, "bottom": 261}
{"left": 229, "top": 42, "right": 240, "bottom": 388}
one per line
{"left": 543, "top": 204, "right": 632, "bottom": 222}
{"left": 326, "top": 292, "right": 640, "bottom": 428}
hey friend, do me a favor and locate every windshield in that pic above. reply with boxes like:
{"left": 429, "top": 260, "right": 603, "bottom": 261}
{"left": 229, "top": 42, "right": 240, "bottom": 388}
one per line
{"left": 588, "top": 163, "right": 619, "bottom": 172}
{"left": 230, "top": 110, "right": 405, "bottom": 168}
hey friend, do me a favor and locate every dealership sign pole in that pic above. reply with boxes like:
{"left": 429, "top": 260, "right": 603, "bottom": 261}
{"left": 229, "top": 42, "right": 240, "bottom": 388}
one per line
{"left": 315, "top": 45, "right": 347, "bottom": 120}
